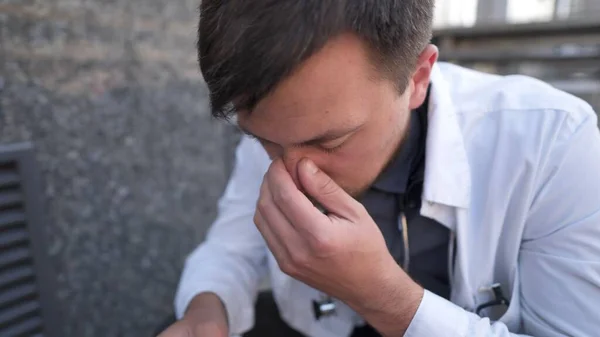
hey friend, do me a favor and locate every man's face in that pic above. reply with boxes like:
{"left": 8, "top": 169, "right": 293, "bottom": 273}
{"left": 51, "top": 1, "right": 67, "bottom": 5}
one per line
{"left": 237, "top": 34, "right": 436, "bottom": 197}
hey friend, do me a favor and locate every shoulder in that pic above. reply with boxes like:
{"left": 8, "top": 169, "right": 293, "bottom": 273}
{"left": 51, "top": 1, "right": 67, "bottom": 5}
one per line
{"left": 236, "top": 135, "right": 271, "bottom": 174}
{"left": 438, "top": 62, "right": 597, "bottom": 143}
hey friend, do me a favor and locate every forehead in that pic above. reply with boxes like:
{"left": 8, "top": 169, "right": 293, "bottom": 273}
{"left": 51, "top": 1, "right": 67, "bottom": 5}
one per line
{"left": 237, "top": 35, "right": 388, "bottom": 142}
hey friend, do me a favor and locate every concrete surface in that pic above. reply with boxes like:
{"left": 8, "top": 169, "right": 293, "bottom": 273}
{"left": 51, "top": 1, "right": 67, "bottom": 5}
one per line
{"left": 0, "top": 1, "right": 239, "bottom": 336}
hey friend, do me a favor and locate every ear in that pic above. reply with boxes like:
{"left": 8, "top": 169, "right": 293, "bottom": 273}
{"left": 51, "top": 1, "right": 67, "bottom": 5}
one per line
{"left": 408, "top": 45, "right": 438, "bottom": 110}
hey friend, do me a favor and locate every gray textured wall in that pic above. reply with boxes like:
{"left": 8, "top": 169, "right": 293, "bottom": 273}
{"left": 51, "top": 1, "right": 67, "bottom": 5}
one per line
{"left": 0, "top": 1, "right": 237, "bottom": 336}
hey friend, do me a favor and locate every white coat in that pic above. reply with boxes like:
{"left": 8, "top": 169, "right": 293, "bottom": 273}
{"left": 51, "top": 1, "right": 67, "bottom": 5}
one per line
{"left": 175, "top": 63, "right": 600, "bottom": 337}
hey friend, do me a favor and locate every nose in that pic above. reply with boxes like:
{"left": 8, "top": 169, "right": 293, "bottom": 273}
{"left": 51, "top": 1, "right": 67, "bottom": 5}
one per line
{"left": 262, "top": 143, "right": 310, "bottom": 190}
{"left": 264, "top": 147, "right": 306, "bottom": 190}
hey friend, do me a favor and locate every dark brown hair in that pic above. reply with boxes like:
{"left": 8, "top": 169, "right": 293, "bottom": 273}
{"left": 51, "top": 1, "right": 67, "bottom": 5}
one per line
{"left": 198, "top": 0, "right": 435, "bottom": 119}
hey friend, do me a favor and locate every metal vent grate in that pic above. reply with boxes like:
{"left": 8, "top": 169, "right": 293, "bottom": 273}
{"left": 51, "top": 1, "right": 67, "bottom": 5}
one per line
{"left": 0, "top": 143, "right": 59, "bottom": 337}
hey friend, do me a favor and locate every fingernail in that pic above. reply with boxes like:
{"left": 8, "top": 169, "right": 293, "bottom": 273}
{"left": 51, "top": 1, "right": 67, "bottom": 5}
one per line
{"left": 304, "top": 159, "right": 318, "bottom": 175}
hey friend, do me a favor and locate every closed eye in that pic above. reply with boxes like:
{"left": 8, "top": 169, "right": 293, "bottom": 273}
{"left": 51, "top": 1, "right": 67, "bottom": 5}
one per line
{"left": 320, "top": 142, "right": 345, "bottom": 154}
{"left": 238, "top": 123, "right": 360, "bottom": 153}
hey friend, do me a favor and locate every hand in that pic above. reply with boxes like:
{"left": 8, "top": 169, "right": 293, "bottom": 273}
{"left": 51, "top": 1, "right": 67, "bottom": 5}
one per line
{"left": 157, "top": 293, "right": 229, "bottom": 337}
{"left": 157, "top": 320, "right": 227, "bottom": 337}
{"left": 254, "top": 158, "right": 423, "bottom": 326}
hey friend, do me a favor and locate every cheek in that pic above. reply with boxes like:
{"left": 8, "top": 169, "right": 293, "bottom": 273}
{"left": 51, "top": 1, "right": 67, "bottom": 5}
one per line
{"left": 317, "top": 142, "right": 388, "bottom": 191}
{"left": 323, "top": 120, "right": 402, "bottom": 193}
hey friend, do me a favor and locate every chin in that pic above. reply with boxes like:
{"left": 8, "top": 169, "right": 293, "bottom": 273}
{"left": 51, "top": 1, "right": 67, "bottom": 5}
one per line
{"left": 341, "top": 181, "right": 373, "bottom": 200}
{"left": 340, "top": 167, "right": 387, "bottom": 199}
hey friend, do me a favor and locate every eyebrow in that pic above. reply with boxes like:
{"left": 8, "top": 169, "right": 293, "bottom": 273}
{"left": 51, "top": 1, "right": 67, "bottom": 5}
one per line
{"left": 238, "top": 124, "right": 362, "bottom": 147}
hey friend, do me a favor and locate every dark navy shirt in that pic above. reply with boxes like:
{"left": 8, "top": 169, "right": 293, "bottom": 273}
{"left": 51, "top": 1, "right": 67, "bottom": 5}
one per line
{"left": 350, "top": 94, "right": 451, "bottom": 337}
{"left": 358, "top": 97, "right": 451, "bottom": 299}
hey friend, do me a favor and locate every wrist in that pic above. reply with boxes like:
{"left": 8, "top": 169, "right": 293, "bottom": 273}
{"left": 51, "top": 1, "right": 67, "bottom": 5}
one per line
{"left": 184, "top": 293, "right": 229, "bottom": 332}
{"left": 354, "top": 264, "right": 424, "bottom": 337}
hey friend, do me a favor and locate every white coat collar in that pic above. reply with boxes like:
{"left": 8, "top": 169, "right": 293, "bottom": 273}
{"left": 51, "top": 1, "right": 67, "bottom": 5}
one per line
{"left": 422, "top": 64, "right": 471, "bottom": 209}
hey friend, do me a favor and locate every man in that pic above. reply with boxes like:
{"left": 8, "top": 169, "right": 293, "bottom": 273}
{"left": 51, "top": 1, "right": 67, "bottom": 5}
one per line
{"left": 159, "top": 1, "right": 600, "bottom": 336}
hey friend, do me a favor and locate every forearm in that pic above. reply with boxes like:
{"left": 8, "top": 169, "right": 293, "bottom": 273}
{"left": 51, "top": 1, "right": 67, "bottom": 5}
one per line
{"left": 183, "top": 292, "right": 229, "bottom": 334}
{"left": 376, "top": 289, "right": 531, "bottom": 337}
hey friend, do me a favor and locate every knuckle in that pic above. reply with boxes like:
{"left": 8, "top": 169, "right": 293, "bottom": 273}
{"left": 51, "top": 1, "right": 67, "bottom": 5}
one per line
{"left": 273, "top": 188, "right": 293, "bottom": 205}
{"left": 289, "top": 250, "right": 310, "bottom": 269}
{"left": 259, "top": 177, "right": 269, "bottom": 193}
{"left": 279, "top": 258, "right": 296, "bottom": 276}
{"left": 253, "top": 212, "right": 261, "bottom": 226}
{"left": 256, "top": 198, "right": 270, "bottom": 214}
{"left": 310, "top": 232, "right": 336, "bottom": 254}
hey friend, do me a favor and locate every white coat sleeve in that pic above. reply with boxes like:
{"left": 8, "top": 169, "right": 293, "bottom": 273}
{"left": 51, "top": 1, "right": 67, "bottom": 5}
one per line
{"left": 406, "top": 108, "right": 600, "bottom": 337}
{"left": 174, "top": 136, "right": 269, "bottom": 335}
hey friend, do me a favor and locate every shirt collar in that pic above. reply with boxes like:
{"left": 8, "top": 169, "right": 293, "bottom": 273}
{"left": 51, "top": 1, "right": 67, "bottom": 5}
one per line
{"left": 422, "top": 64, "right": 471, "bottom": 209}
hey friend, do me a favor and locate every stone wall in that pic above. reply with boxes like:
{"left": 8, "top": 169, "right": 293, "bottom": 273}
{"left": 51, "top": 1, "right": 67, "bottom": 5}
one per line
{"left": 0, "top": 1, "right": 234, "bottom": 336}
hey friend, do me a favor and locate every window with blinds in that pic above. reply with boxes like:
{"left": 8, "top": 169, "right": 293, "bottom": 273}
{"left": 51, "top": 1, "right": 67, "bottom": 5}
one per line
{"left": 0, "top": 143, "right": 60, "bottom": 337}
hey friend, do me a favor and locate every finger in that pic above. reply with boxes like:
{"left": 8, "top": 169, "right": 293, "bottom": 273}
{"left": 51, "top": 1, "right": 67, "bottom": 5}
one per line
{"left": 259, "top": 175, "right": 300, "bottom": 241}
{"left": 155, "top": 320, "right": 194, "bottom": 337}
{"left": 255, "top": 178, "right": 300, "bottom": 253}
{"left": 297, "top": 158, "right": 361, "bottom": 220}
{"left": 266, "top": 159, "right": 326, "bottom": 229}
{"left": 254, "top": 209, "right": 289, "bottom": 260}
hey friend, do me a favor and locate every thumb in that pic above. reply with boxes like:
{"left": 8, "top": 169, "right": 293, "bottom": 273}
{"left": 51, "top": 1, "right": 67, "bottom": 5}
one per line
{"left": 298, "top": 158, "right": 358, "bottom": 218}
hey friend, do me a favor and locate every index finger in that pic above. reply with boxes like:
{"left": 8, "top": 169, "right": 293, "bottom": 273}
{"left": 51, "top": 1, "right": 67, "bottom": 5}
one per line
{"left": 266, "top": 159, "right": 327, "bottom": 230}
